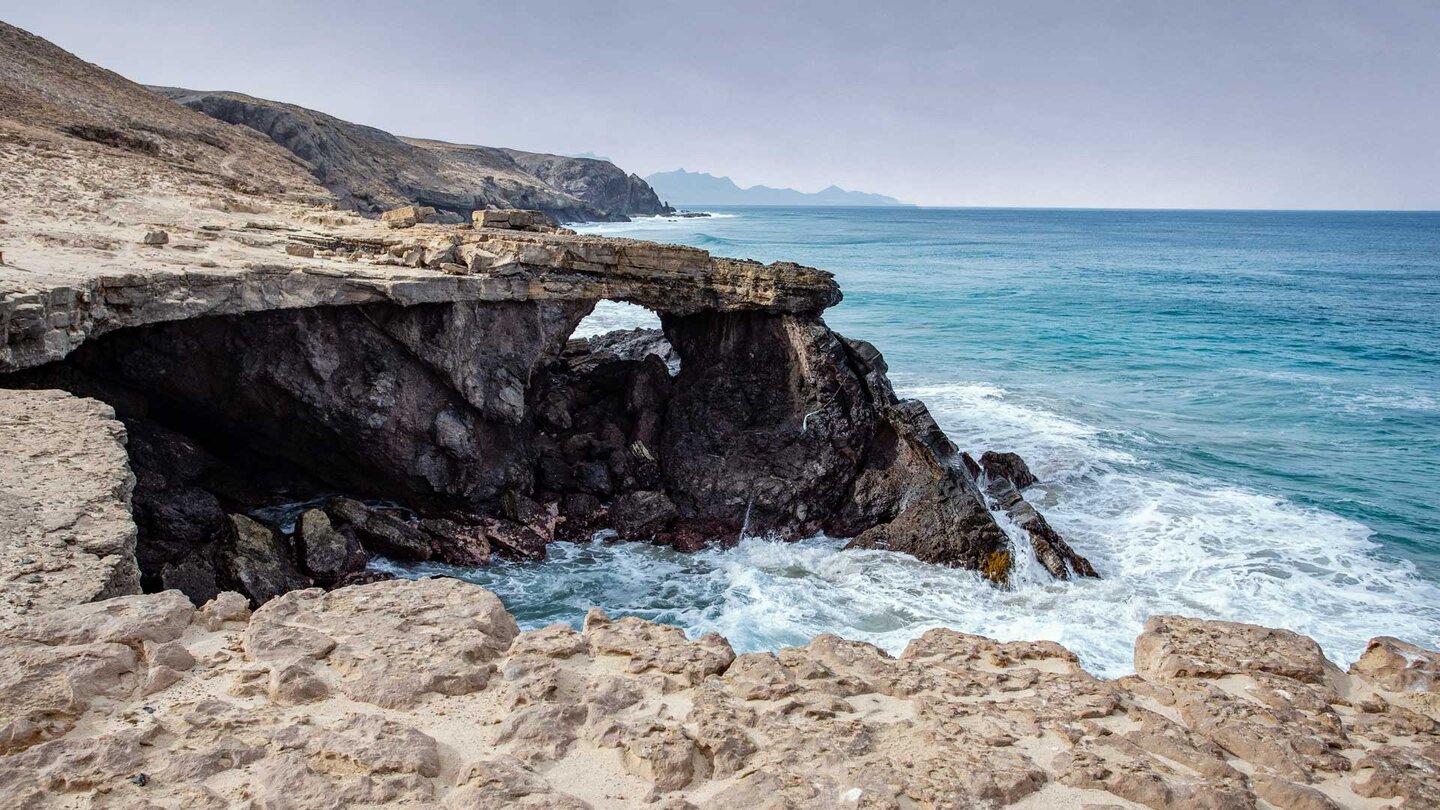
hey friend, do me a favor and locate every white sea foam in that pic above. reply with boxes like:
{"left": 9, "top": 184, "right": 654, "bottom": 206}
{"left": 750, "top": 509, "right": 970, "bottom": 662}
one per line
{"left": 378, "top": 364, "right": 1440, "bottom": 677}
{"left": 571, "top": 300, "right": 661, "bottom": 338}
{"left": 569, "top": 212, "right": 737, "bottom": 235}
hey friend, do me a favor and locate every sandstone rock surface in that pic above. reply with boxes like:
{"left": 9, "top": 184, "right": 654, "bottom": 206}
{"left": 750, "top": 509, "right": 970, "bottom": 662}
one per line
{"left": 0, "top": 579, "right": 1434, "bottom": 809}
{"left": 0, "top": 389, "right": 139, "bottom": 624}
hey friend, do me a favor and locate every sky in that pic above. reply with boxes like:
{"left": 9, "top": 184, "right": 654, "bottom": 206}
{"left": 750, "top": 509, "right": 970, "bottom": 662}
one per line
{"left": 4, "top": 1, "right": 1438, "bottom": 209}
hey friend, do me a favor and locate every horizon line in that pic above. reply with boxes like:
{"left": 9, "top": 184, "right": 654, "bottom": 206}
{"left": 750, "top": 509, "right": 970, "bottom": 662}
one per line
{"left": 662, "top": 203, "right": 1440, "bottom": 214}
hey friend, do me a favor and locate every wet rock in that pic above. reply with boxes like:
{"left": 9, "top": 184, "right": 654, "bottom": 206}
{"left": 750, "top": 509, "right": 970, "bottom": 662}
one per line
{"left": 661, "top": 312, "right": 876, "bottom": 538}
{"left": 482, "top": 494, "right": 558, "bottom": 561}
{"left": 296, "top": 508, "right": 366, "bottom": 585}
{"left": 979, "top": 450, "right": 1040, "bottom": 490}
{"left": 217, "top": 514, "right": 310, "bottom": 606}
{"left": 978, "top": 460, "right": 1097, "bottom": 579}
{"left": 611, "top": 490, "right": 678, "bottom": 540}
{"left": 420, "top": 516, "right": 491, "bottom": 566}
{"left": 325, "top": 498, "right": 432, "bottom": 561}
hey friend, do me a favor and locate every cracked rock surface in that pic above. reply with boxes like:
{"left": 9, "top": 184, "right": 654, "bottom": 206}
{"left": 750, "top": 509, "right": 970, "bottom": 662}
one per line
{"left": 0, "top": 580, "right": 1436, "bottom": 809}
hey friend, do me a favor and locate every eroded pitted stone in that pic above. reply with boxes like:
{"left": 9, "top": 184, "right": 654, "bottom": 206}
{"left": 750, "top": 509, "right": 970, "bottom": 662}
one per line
{"left": 0, "top": 577, "right": 1436, "bottom": 809}
{"left": 243, "top": 577, "right": 518, "bottom": 708}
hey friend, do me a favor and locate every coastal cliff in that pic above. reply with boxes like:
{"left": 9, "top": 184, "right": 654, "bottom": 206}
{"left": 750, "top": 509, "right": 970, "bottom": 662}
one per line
{"left": 1, "top": 19, "right": 1094, "bottom": 608}
{"left": 2, "top": 21, "right": 1437, "bottom": 809}
{"left": 153, "top": 88, "right": 671, "bottom": 223}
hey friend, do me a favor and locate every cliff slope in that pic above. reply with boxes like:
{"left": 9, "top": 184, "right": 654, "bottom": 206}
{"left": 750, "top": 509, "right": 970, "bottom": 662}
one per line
{"left": 154, "top": 87, "right": 671, "bottom": 222}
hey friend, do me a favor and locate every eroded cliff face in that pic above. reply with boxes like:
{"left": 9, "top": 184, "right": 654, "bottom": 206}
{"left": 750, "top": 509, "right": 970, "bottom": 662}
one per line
{"left": 1, "top": 218, "right": 1097, "bottom": 606}
{"left": 1, "top": 17, "right": 1093, "bottom": 609}
{"left": 153, "top": 87, "right": 673, "bottom": 222}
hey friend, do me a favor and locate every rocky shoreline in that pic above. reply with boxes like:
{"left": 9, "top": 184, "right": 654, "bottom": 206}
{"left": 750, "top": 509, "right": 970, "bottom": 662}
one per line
{"left": 2, "top": 21, "right": 1438, "bottom": 809}
{"left": 2, "top": 576, "right": 1437, "bottom": 809}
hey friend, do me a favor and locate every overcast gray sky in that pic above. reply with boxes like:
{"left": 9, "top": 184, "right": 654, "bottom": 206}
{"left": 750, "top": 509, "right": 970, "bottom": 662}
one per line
{"left": 6, "top": 1, "right": 1438, "bottom": 209}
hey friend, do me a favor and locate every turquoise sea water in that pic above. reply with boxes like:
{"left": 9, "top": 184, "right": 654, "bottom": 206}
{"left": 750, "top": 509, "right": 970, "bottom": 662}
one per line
{"left": 380, "top": 207, "right": 1440, "bottom": 675}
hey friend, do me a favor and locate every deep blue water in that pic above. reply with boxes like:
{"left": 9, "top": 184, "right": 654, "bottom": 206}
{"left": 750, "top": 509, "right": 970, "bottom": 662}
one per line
{"left": 383, "top": 207, "right": 1440, "bottom": 675}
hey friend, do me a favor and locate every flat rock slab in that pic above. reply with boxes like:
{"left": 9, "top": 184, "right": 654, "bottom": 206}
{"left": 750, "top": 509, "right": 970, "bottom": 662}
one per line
{"left": 0, "top": 388, "right": 139, "bottom": 625}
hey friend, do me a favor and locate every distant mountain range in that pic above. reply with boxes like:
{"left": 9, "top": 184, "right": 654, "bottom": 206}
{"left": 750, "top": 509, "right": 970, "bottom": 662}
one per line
{"left": 645, "top": 169, "right": 909, "bottom": 207}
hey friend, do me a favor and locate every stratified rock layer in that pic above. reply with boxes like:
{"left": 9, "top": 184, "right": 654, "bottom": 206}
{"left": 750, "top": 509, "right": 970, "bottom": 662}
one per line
{"left": 0, "top": 579, "right": 1436, "bottom": 809}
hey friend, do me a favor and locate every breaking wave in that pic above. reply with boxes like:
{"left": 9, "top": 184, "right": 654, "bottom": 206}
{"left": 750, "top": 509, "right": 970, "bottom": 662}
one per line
{"left": 379, "top": 379, "right": 1440, "bottom": 677}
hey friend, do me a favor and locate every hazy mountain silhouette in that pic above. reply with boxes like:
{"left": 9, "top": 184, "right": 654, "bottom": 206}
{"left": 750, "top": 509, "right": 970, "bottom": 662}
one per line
{"left": 646, "top": 169, "right": 908, "bottom": 206}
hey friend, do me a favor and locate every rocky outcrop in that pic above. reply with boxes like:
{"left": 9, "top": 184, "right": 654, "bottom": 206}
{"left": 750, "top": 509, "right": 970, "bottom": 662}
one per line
{"left": 153, "top": 87, "right": 672, "bottom": 222}
{"left": 503, "top": 148, "right": 671, "bottom": 220}
{"left": 0, "top": 579, "right": 1436, "bottom": 809}
{"left": 1, "top": 217, "right": 1092, "bottom": 595}
{"left": 2, "top": 20, "right": 1093, "bottom": 604}
{"left": 0, "top": 389, "right": 140, "bottom": 623}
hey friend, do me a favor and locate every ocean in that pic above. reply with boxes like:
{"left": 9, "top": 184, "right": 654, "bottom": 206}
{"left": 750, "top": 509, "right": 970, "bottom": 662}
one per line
{"left": 378, "top": 206, "right": 1440, "bottom": 676}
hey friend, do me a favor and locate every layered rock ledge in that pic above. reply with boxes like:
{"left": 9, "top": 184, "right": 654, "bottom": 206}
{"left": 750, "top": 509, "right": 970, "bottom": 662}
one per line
{"left": 2, "top": 192, "right": 1091, "bottom": 599}
{"left": 1, "top": 577, "right": 1437, "bottom": 809}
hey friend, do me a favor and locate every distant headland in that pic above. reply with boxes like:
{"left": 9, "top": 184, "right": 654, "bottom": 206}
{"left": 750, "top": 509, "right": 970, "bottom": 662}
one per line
{"left": 646, "top": 168, "right": 911, "bottom": 207}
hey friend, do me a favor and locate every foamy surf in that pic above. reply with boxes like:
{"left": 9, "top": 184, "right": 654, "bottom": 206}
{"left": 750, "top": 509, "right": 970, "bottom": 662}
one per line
{"left": 378, "top": 377, "right": 1440, "bottom": 678}
{"left": 570, "top": 212, "right": 737, "bottom": 236}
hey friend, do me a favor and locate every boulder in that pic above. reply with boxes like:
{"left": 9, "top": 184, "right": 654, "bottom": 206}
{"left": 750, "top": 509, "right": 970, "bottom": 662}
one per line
{"left": 1134, "top": 615, "right": 1336, "bottom": 684}
{"left": 381, "top": 204, "right": 435, "bottom": 228}
{"left": 472, "top": 208, "right": 561, "bottom": 232}
{"left": 217, "top": 514, "right": 311, "bottom": 606}
{"left": 296, "top": 508, "right": 367, "bottom": 585}
{"left": 1351, "top": 636, "right": 1440, "bottom": 693}
{"left": 611, "top": 490, "right": 679, "bottom": 540}
{"left": 974, "top": 455, "right": 1097, "bottom": 580}
{"left": 979, "top": 450, "right": 1039, "bottom": 490}
{"left": 324, "top": 498, "right": 433, "bottom": 561}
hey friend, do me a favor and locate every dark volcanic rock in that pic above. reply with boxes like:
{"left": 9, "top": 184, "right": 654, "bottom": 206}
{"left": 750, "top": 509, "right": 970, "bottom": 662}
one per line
{"left": 975, "top": 462, "right": 1098, "bottom": 580}
{"left": 124, "top": 420, "right": 228, "bottom": 591}
{"left": 326, "top": 498, "right": 433, "bottom": 562}
{"left": 296, "top": 509, "right": 367, "bottom": 586}
{"left": 611, "top": 491, "right": 679, "bottom": 540}
{"left": 483, "top": 494, "right": 558, "bottom": 561}
{"left": 32, "top": 300, "right": 588, "bottom": 514}
{"left": 660, "top": 312, "right": 876, "bottom": 537}
{"left": 218, "top": 514, "right": 311, "bottom": 606}
{"left": 828, "top": 339, "right": 1015, "bottom": 581}
{"left": 980, "top": 451, "right": 1039, "bottom": 490}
